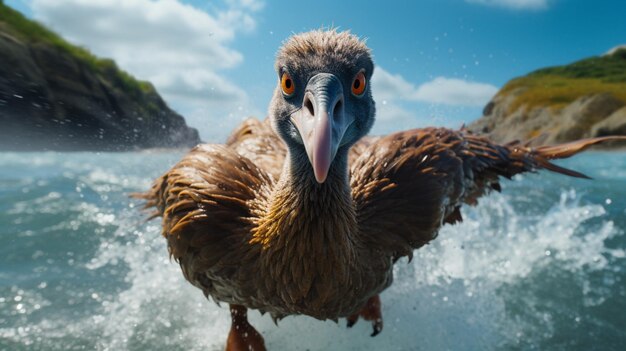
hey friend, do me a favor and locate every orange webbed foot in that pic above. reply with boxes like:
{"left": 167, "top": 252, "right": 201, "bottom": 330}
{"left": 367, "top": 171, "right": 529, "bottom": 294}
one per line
{"left": 225, "top": 305, "right": 266, "bottom": 351}
{"left": 346, "top": 295, "right": 383, "bottom": 337}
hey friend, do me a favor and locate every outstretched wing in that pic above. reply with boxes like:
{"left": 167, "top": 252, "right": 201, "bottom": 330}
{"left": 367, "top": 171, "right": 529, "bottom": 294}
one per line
{"left": 226, "top": 117, "right": 287, "bottom": 181}
{"left": 137, "top": 144, "right": 272, "bottom": 287}
{"left": 350, "top": 127, "right": 621, "bottom": 261}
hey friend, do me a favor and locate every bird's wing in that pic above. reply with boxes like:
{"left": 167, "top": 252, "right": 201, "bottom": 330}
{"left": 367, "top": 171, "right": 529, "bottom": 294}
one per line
{"left": 349, "top": 135, "right": 381, "bottom": 166}
{"left": 350, "top": 127, "right": 621, "bottom": 261}
{"left": 136, "top": 144, "right": 272, "bottom": 283}
{"left": 226, "top": 117, "right": 287, "bottom": 181}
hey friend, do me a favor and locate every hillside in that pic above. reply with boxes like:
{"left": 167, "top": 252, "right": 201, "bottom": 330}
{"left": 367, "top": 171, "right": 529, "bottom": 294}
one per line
{"left": 0, "top": 3, "right": 200, "bottom": 150}
{"left": 470, "top": 48, "right": 626, "bottom": 147}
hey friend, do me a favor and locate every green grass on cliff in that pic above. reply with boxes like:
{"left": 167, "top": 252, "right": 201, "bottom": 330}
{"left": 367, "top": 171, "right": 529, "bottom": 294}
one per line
{"left": 0, "top": 3, "right": 155, "bottom": 98}
{"left": 498, "top": 49, "right": 626, "bottom": 113}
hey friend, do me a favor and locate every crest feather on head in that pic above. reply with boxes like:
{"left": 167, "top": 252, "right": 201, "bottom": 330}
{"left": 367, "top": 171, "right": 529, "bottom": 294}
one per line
{"left": 276, "top": 29, "right": 372, "bottom": 72}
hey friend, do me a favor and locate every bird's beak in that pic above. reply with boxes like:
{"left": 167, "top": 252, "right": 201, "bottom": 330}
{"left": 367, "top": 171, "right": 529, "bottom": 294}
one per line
{"left": 291, "top": 73, "right": 352, "bottom": 183}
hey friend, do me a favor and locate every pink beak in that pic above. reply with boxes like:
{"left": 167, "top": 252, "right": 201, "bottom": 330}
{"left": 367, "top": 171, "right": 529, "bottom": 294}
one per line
{"left": 290, "top": 73, "right": 351, "bottom": 183}
{"left": 310, "top": 110, "right": 333, "bottom": 183}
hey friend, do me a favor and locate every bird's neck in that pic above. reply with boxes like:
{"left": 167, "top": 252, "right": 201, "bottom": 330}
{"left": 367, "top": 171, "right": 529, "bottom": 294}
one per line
{"left": 249, "top": 148, "right": 360, "bottom": 314}
{"left": 251, "top": 147, "right": 357, "bottom": 252}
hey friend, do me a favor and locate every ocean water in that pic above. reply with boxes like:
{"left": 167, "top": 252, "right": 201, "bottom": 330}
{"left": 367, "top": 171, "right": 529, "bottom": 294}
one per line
{"left": 0, "top": 151, "right": 625, "bottom": 351}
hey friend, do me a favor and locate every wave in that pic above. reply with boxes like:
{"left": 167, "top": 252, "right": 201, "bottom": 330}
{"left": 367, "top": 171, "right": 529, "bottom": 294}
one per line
{"left": 0, "top": 154, "right": 624, "bottom": 350}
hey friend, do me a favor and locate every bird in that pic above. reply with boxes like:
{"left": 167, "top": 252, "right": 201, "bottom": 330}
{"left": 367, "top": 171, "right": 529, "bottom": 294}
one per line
{"left": 137, "top": 30, "right": 626, "bottom": 351}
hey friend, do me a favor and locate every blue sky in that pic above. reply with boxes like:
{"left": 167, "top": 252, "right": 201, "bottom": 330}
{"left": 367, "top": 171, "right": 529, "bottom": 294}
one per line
{"left": 6, "top": 0, "right": 626, "bottom": 140}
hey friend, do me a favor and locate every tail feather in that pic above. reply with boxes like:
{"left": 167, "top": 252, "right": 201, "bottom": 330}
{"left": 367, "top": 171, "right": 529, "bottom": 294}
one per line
{"left": 459, "top": 134, "right": 625, "bottom": 209}
{"left": 531, "top": 156, "right": 592, "bottom": 179}
{"left": 535, "top": 136, "right": 626, "bottom": 159}
{"left": 526, "top": 136, "right": 626, "bottom": 179}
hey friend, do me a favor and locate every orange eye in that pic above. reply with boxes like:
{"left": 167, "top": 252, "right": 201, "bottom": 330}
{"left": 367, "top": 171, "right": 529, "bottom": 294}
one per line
{"left": 281, "top": 72, "right": 295, "bottom": 96}
{"left": 351, "top": 71, "right": 366, "bottom": 96}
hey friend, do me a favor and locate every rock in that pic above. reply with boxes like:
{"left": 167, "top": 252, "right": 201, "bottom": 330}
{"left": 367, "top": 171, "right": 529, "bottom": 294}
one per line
{"left": 470, "top": 92, "right": 626, "bottom": 148}
{"left": 591, "top": 106, "right": 626, "bottom": 150}
{"left": 469, "top": 47, "right": 626, "bottom": 148}
{"left": 547, "top": 93, "right": 624, "bottom": 144}
{"left": 0, "top": 6, "right": 200, "bottom": 151}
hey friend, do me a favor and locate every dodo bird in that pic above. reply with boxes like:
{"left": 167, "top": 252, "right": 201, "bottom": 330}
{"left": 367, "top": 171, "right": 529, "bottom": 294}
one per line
{"left": 138, "top": 30, "right": 625, "bottom": 350}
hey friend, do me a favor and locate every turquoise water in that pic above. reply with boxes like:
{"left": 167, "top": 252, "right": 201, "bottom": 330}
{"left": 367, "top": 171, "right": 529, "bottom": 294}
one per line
{"left": 0, "top": 151, "right": 625, "bottom": 350}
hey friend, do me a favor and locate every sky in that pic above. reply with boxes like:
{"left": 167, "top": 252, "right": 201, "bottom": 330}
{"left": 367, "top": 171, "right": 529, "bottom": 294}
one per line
{"left": 5, "top": 0, "right": 626, "bottom": 141}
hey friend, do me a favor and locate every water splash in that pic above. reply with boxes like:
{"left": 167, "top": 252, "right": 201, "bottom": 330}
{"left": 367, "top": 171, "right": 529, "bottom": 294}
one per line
{"left": 1, "top": 153, "right": 624, "bottom": 350}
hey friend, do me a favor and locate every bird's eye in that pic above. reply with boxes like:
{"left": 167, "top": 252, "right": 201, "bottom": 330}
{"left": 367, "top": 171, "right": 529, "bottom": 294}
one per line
{"left": 351, "top": 71, "right": 366, "bottom": 97}
{"left": 281, "top": 72, "right": 295, "bottom": 97}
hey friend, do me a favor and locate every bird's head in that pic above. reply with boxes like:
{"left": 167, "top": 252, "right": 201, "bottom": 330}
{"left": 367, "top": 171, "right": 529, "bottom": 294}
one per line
{"left": 269, "top": 30, "right": 375, "bottom": 183}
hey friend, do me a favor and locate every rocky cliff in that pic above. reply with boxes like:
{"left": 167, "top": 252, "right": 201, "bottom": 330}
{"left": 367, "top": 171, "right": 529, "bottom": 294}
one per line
{"left": 0, "top": 4, "right": 200, "bottom": 151}
{"left": 471, "top": 48, "right": 626, "bottom": 148}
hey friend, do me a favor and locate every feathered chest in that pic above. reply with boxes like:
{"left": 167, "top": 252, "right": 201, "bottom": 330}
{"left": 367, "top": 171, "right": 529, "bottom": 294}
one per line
{"left": 248, "top": 224, "right": 391, "bottom": 320}
{"left": 234, "top": 183, "right": 392, "bottom": 319}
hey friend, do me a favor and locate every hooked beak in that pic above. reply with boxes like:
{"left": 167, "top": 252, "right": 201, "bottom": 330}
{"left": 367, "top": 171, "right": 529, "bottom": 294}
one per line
{"left": 291, "top": 73, "right": 352, "bottom": 183}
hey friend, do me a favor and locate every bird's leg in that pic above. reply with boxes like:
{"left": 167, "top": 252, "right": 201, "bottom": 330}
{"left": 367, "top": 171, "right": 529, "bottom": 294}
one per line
{"left": 225, "top": 304, "right": 266, "bottom": 351}
{"left": 346, "top": 295, "right": 383, "bottom": 337}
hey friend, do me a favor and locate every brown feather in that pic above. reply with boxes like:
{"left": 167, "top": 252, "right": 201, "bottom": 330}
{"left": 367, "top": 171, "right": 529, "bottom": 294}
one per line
{"left": 226, "top": 118, "right": 287, "bottom": 181}
{"left": 138, "top": 119, "right": 623, "bottom": 324}
{"left": 136, "top": 31, "right": 626, "bottom": 330}
{"left": 352, "top": 128, "right": 626, "bottom": 259}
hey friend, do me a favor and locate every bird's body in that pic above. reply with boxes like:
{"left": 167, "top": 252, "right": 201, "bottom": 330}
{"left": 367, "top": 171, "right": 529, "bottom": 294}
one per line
{"left": 139, "top": 30, "right": 625, "bottom": 350}
{"left": 146, "top": 118, "right": 392, "bottom": 321}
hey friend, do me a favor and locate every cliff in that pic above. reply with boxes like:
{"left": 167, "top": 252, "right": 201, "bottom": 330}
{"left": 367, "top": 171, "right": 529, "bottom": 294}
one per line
{"left": 470, "top": 48, "right": 626, "bottom": 147}
{"left": 0, "top": 4, "right": 200, "bottom": 151}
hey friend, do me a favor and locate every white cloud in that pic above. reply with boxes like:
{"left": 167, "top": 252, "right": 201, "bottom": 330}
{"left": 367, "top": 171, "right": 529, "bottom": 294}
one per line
{"left": 371, "top": 68, "right": 417, "bottom": 102}
{"left": 370, "top": 67, "right": 497, "bottom": 133}
{"left": 369, "top": 68, "right": 415, "bottom": 131}
{"left": 31, "top": 0, "right": 264, "bottom": 141}
{"left": 466, "top": 0, "right": 549, "bottom": 10}
{"left": 225, "top": 0, "right": 264, "bottom": 11}
{"left": 372, "top": 67, "right": 498, "bottom": 107}
{"left": 413, "top": 77, "right": 499, "bottom": 106}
